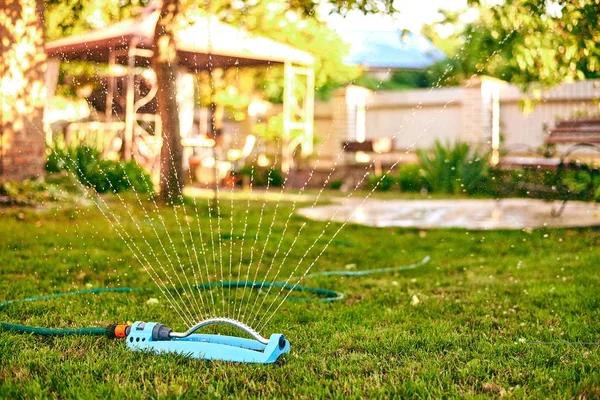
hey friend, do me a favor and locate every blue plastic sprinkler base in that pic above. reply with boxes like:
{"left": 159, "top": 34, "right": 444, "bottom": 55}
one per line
{"left": 126, "top": 321, "right": 290, "bottom": 364}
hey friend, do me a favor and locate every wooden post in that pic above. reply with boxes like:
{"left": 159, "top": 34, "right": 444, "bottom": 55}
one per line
{"left": 106, "top": 49, "right": 115, "bottom": 124}
{"left": 303, "top": 66, "right": 315, "bottom": 156}
{"left": 282, "top": 61, "right": 292, "bottom": 172}
{"left": 124, "top": 40, "right": 137, "bottom": 161}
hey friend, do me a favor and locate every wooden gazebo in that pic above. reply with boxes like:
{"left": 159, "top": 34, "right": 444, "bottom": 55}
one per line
{"left": 46, "top": 3, "right": 315, "bottom": 176}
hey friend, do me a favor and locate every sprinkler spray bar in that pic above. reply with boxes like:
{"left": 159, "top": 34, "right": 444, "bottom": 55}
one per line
{"left": 124, "top": 319, "right": 289, "bottom": 364}
{"left": 106, "top": 317, "right": 268, "bottom": 343}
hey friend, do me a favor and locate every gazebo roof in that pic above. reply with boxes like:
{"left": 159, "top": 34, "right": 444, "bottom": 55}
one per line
{"left": 46, "top": 5, "right": 314, "bottom": 70}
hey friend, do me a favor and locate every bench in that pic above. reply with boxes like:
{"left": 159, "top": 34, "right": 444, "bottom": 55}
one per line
{"left": 546, "top": 118, "right": 600, "bottom": 145}
{"left": 496, "top": 118, "right": 600, "bottom": 216}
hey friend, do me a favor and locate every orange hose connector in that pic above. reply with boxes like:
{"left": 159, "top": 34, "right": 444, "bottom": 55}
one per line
{"left": 106, "top": 323, "right": 130, "bottom": 339}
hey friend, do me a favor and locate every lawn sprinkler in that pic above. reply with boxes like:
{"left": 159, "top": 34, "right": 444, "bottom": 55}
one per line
{"left": 118, "top": 318, "right": 289, "bottom": 364}
{"left": 0, "top": 288, "right": 291, "bottom": 365}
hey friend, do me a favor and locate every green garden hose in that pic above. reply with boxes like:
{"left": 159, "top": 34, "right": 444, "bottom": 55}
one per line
{"left": 0, "top": 256, "right": 430, "bottom": 336}
{"left": 0, "top": 288, "right": 139, "bottom": 336}
{"left": 0, "top": 323, "right": 108, "bottom": 336}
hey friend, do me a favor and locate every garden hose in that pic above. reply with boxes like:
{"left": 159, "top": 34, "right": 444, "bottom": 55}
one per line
{"left": 0, "top": 288, "right": 138, "bottom": 337}
{"left": 0, "top": 256, "right": 430, "bottom": 337}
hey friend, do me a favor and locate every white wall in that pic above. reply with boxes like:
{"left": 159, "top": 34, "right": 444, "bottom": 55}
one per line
{"left": 218, "top": 79, "right": 600, "bottom": 167}
{"left": 312, "top": 79, "right": 600, "bottom": 164}
{"left": 365, "top": 87, "right": 463, "bottom": 150}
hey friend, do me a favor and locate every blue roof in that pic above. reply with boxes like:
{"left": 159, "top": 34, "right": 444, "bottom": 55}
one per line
{"left": 342, "top": 30, "right": 446, "bottom": 69}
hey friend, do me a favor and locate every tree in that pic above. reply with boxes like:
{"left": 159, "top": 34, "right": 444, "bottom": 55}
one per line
{"left": 423, "top": 0, "right": 600, "bottom": 89}
{"left": 206, "top": 0, "right": 360, "bottom": 101}
{"left": 45, "top": 0, "right": 148, "bottom": 41}
{"left": 0, "top": 0, "right": 47, "bottom": 180}
{"left": 153, "top": 0, "right": 184, "bottom": 204}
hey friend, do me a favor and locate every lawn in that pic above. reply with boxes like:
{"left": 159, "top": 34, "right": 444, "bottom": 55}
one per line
{"left": 0, "top": 191, "right": 599, "bottom": 398}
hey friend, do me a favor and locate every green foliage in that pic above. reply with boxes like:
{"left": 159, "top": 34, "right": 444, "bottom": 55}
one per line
{"left": 561, "top": 168, "right": 600, "bottom": 202}
{"left": 0, "top": 173, "right": 86, "bottom": 207}
{"left": 205, "top": 0, "right": 396, "bottom": 21}
{"left": 252, "top": 11, "right": 359, "bottom": 101}
{"left": 490, "top": 166, "right": 600, "bottom": 203}
{"left": 239, "top": 165, "right": 263, "bottom": 186}
{"left": 46, "top": 144, "right": 153, "bottom": 194}
{"left": 253, "top": 112, "right": 313, "bottom": 147}
{"left": 0, "top": 179, "right": 58, "bottom": 206}
{"left": 190, "top": 0, "right": 361, "bottom": 102}
{"left": 296, "top": 0, "right": 395, "bottom": 16}
{"left": 354, "top": 73, "right": 421, "bottom": 91}
{"left": 45, "top": 0, "right": 150, "bottom": 41}
{"left": 45, "top": 144, "right": 71, "bottom": 174}
{"left": 265, "top": 167, "right": 284, "bottom": 187}
{"left": 418, "top": 141, "right": 490, "bottom": 195}
{"left": 562, "top": 170, "right": 592, "bottom": 194}
{"left": 424, "top": 1, "right": 600, "bottom": 89}
{"left": 367, "top": 173, "right": 397, "bottom": 191}
{"left": 397, "top": 164, "right": 429, "bottom": 192}
{"left": 239, "top": 165, "right": 283, "bottom": 187}
{"left": 329, "top": 179, "right": 343, "bottom": 190}
{"left": 330, "top": 143, "right": 600, "bottom": 202}
{"left": 355, "top": 64, "right": 465, "bottom": 91}
{"left": 252, "top": 114, "right": 285, "bottom": 142}
{"left": 366, "top": 144, "right": 489, "bottom": 195}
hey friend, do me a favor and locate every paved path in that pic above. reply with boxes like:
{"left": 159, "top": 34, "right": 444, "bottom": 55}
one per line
{"left": 184, "top": 187, "right": 317, "bottom": 203}
{"left": 298, "top": 198, "right": 600, "bottom": 230}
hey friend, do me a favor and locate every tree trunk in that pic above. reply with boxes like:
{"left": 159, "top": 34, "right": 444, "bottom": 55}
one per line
{"left": 0, "top": 0, "right": 46, "bottom": 181}
{"left": 153, "top": 0, "right": 184, "bottom": 204}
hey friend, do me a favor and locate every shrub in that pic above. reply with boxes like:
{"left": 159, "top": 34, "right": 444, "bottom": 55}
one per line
{"left": 239, "top": 166, "right": 265, "bottom": 186}
{"left": 46, "top": 144, "right": 153, "bottom": 194}
{"left": 562, "top": 170, "right": 592, "bottom": 196}
{"left": 367, "top": 173, "right": 396, "bottom": 191}
{"left": 329, "top": 179, "right": 343, "bottom": 190}
{"left": 397, "top": 164, "right": 428, "bottom": 192}
{"left": 45, "top": 144, "right": 70, "bottom": 173}
{"left": 0, "top": 179, "right": 56, "bottom": 206}
{"left": 265, "top": 168, "right": 283, "bottom": 187}
{"left": 238, "top": 165, "right": 284, "bottom": 187}
{"left": 0, "top": 174, "right": 85, "bottom": 206}
{"left": 561, "top": 168, "right": 600, "bottom": 202}
{"left": 418, "top": 140, "right": 490, "bottom": 195}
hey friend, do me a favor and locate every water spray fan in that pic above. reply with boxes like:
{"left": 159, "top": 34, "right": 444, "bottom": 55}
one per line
{"left": 123, "top": 318, "right": 289, "bottom": 363}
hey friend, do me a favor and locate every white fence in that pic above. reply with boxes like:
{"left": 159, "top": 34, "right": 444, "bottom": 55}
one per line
{"left": 364, "top": 87, "right": 463, "bottom": 149}
{"left": 308, "top": 78, "right": 600, "bottom": 166}
{"left": 216, "top": 78, "right": 600, "bottom": 168}
{"left": 499, "top": 82, "right": 600, "bottom": 148}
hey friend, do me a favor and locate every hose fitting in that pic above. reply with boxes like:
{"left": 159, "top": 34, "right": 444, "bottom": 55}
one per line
{"left": 106, "top": 323, "right": 130, "bottom": 339}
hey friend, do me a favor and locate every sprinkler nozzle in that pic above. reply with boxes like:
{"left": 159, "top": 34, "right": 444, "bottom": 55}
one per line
{"left": 151, "top": 323, "right": 172, "bottom": 341}
{"left": 278, "top": 335, "right": 287, "bottom": 349}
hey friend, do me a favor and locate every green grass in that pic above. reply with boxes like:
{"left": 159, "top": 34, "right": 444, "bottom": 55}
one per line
{"left": 0, "top": 191, "right": 599, "bottom": 398}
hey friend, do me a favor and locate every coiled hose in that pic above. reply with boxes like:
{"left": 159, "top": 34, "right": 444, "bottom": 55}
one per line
{"left": 0, "top": 256, "right": 430, "bottom": 336}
